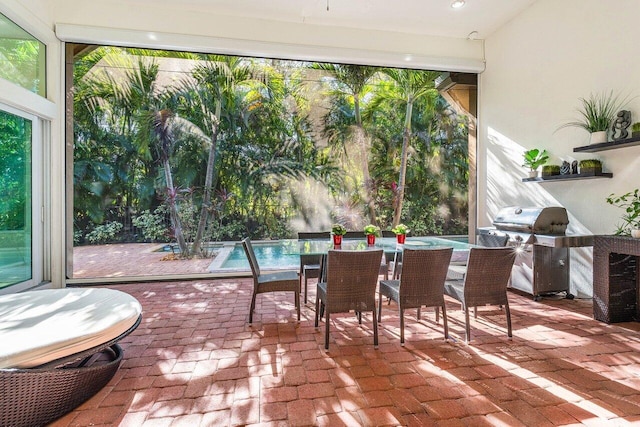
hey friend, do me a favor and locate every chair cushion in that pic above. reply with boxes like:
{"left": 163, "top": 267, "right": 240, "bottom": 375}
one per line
{"left": 257, "top": 270, "right": 299, "bottom": 285}
{"left": 0, "top": 288, "right": 142, "bottom": 369}
{"left": 379, "top": 280, "right": 400, "bottom": 301}
{"left": 446, "top": 265, "right": 466, "bottom": 280}
{"left": 444, "top": 280, "right": 465, "bottom": 303}
{"left": 316, "top": 281, "right": 327, "bottom": 303}
{"left": 303, "top": 264, "right": 321, "bottom": 279}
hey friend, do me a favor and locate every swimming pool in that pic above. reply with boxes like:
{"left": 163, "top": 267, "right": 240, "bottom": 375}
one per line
{"left": 208, "top": 236, "right": 471, "bottom": 273}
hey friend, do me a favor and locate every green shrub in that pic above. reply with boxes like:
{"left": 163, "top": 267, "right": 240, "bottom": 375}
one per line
{"left": 132, "top": 206, "right": 169, "bottom": 242}
{"left": 86, "top": 221, "right": 123, "bottom": 244}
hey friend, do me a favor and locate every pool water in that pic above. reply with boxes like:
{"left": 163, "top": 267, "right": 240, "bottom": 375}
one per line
{"left": 217, "top": 236, "right": 470, "bottom": 271}
{"left": 221, "top": 243, "right": 300, "bottom": 269}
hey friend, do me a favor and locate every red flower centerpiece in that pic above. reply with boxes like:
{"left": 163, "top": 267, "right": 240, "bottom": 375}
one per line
{"left": 364, "top": 224, "right": 380, "bottom": 246}
{"left": 331, "top": 223, "right": 346, "bottom": 246}
{"left": 392, "top": 224, "right": 410, "bottom": 244}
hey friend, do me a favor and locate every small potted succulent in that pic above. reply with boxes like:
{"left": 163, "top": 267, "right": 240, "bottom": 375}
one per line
{"left": 331, "top": 223, "right": 347, "bottom": 246}
{"left": 578, "top": 159, "right": 602, "bottom": 175}
{"left": 522, "top": 148, "right": 549, "bottom": 178}
{"left": 606, "top": 189, "right": 640, "bottom": 237}
{"left": 541, "top": 164, "right": 561, "bottom": 177}
{"left": 363, "top": 224, "right": 380, "bottom": 246}
{"left": 391, "top": 223, "right": 410, "bottom": 244}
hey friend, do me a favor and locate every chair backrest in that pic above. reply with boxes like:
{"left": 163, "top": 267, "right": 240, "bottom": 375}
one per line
{"left": 398, "top": 248, "right": 453, "bottom": 307}
{"left": 381, "top": 230, "right": 411, "bottom": 238}
{"left": 298, "top": 231, "right": 331, "bottom": 240}
{"left": 325, "top": 249, "right": 383, "bottom": 313}
{"left": 242, "top": 237, "right": 260, "bottom": 278}
{"left": 298, "top": 232, "right": 330, "bottom": 272}
{"left": 477, "top": 233, "right": 509, "bottom": 247}
{"left": 463, "top": 247, "right": 516, "bottom": 306}
{"left": 343, "top": 231, "right": 364, "bottom": 239}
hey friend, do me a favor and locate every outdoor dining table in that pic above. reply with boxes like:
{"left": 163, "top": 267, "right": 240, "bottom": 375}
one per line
{"left": 289, "top": 237, "right": 473, "bottom": 282}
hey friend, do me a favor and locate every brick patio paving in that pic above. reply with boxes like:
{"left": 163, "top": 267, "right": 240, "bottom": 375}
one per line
{"left": 49, "top": 277, "right": 640, "bottom": 426}
{"left": 72, "top": 244, "right": 214, "bottom": 278}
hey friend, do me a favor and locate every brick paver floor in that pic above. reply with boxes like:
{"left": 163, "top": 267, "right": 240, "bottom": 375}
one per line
{"left": 49, "top": 278, "right": 640, "bottom": 427}
{"left": 73, "top": 244, "right": 214, "bottom": 278}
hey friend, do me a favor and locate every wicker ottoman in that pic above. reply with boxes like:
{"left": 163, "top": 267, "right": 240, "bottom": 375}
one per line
{"left": 0, "top": 288, "right": 142, "bottom": 427}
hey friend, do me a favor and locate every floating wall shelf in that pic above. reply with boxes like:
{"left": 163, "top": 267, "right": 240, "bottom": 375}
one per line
{"left": 522, "top": 172, "right": 613, "bottom": 183}
{"left": 573, "top": 136, "right": 640, "bottom": 153}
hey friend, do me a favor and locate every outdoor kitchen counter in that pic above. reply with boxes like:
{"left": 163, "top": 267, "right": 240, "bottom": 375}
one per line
{"left": 593, "top": 235, "right": 640, "bottom": 323}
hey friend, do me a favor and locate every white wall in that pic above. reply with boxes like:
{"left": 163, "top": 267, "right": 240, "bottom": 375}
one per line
{"left": 480, "top": 0, "right": 640, "bottom": 297}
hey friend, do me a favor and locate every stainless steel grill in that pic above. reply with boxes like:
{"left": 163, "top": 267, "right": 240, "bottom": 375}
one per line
{"left": 479, "top": 206, "right": 593, "bottom": 301}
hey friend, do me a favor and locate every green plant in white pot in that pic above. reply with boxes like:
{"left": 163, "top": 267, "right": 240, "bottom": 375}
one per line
{"left": 558, "top": 91, "right": 631, "bottom": 145}
{"left": 606, "top": 189, "right": 640, "bottom": 237}
{"left": 522, "top": 148, "right": 549, "bottom": 178}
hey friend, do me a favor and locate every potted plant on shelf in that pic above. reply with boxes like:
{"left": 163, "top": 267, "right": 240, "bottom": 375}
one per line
{"left": 578, "top": 159, "right": 602, "bottom": 175}
{"left": 632, "top": 122, "right": 640, "bottom": 138}
{"left": 541, "top": 164, "right": 560, "bottom": 177}
{"left": 391, "top": 224, "right": 410, "bottom": 244}
{"left": 522, "top": 148, "right": 549, "bottom": 178}
{"left": 331, "top": 223, "right": 347, "bottom": 246}
{"left": 606, "top": 189, "right": 640, "bottom": 238}
{"left": 363, "top": 224, "right": 380, "bottom": 246}
{"left": 558, "top": 91, "right": 631, "bottom": 145}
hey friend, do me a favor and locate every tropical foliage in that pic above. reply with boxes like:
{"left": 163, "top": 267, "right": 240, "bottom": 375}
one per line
{"left": 72, "top": 46, "right": 470, "bottom": 257}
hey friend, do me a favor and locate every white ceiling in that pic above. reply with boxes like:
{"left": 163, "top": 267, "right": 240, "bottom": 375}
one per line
{"left": 141, "top": 0, "right": 538, "bottom": 39}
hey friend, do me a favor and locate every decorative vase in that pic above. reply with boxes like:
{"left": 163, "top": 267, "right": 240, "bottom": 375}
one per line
{"left": 631, "top": 229, "right": 640, "bottom": 238}
{"left": 333, "top": 235, "right": 342, "bottom": 246}
{"left": 589, "top": 131, "right": 607, "bottom": 145}
{"left": 396, "top": 234, "right": 406, "bottom": 244}
{"left": 528, "top": 170, "right": 538, "bottom": 179}
{"left": 366, "top": 234, "right": 376, "bottom": 246}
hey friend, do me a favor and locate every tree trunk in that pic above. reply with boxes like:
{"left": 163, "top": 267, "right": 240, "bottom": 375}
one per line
{"left": 163, "top": 159, "right": 189, "bottom": 256}
{"left": 191, "top": 116, "right": 220, "bottom": 256}
{"left": 393, "top": 100, "right": 413, "bottom": 227}
{"left": 354, "top": 95, "right": 377, "bottom": 226}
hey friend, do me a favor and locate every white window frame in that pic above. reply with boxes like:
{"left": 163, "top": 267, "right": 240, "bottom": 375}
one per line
{"left": 0, "top": 103, "right": 44, "bottom": 294}
{"left": 0, "top": 0, "right": 61, "bottom": 291}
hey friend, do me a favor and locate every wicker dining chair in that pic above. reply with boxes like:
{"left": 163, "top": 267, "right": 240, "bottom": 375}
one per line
{"left": 477, "top": 233, "right": 509, "bottom": 247}
{"left": 446, "top": 233, "right": 508, "bottom": 281}
{"left": 444, "top": 247, "right": 516, "bottom": 342}
{"left": 378, "top": 247, "right": 453, "bottom": 345}
{"left": 314, "top": 249, "right": 383, "bottom": 350}
{"left": 298, "top": 231, "right": 331, "bottom": 304}
{"left": 242, "top": 237, "right": 300, "bottom": 324}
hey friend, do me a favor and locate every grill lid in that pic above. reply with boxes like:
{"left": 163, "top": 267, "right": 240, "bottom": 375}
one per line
{"left": 492, "top": 206, "right": 568, "bottom": 235}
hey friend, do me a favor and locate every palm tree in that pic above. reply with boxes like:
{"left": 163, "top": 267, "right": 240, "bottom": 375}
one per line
{"left": 368, "top": 69, "right": 440, "bottom": 227}
{"left": 314, "top": 64, "right": 379, "bottom": 224}
{"left": 103, "top": 57, "right": 192, "bottom": 253}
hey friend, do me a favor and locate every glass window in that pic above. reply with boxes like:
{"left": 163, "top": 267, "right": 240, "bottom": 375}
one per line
{"left": 0, "top": 109, "right": 32, "bottom": 288}
{"left": 0, "top": 12, "right": 46, "bottom": 97}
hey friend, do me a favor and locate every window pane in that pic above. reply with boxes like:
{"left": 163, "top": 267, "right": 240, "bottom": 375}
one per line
{"left": 0, "top": 12, "right": 46, "bottom": 97}
{"left": 0, "top": 109, "right": 32, "bottom": 288}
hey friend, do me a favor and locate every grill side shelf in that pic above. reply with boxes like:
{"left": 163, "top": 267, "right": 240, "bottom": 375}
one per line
{"left": 522, "top": 172, "right": 613, "bottom": 182}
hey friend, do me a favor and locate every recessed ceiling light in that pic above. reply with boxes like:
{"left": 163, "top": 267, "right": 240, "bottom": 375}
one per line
{"left": 451, "top": 0, "right": 466, "bottom": 9}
